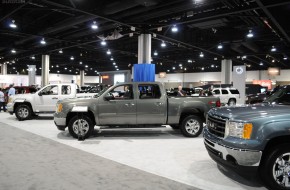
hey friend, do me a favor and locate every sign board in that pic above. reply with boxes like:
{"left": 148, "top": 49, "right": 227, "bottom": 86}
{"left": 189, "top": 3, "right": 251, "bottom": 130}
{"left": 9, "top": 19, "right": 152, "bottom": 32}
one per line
{"left": 268, "top": 67, "right": 280, "bottom": 76}
{"left": 159, "top": 72, "right": 166, "bottom": 78}
{"left": 252, "top": 80, "right": 272, "bottom": 90}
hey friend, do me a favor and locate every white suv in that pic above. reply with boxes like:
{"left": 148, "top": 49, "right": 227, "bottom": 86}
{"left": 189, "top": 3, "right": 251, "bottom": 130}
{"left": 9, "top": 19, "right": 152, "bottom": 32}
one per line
{"left": 212, "top": 88, "right": 240, "bottom": 106}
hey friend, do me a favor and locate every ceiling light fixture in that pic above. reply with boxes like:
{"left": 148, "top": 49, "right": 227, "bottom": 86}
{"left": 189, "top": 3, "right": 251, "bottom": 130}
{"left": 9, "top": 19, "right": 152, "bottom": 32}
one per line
{"left": 259, "top": 62, "right": 263, "bottom": 66}
{"left": 101, "top": 40, "right": 106, "bottom": 46}
{"left": 79, "top": 61, "right": 82, "bottom": 65}
{"left": 40, "top": 38, "right": 46, "bottom": 45}
{"left": 107, "top": 49, "right": 111, "bottom": 55}
{"left": 153, "top": 51, "right": 158, "bottom": 56}
{"left": 188, "top": 59, "right": 192, "bottom": 63}
{"left": 167, "top": 70, "right": 170, "bottom": 72}
{"left": 161, "top": 41, "right": 166, "bottom": 47}
{"left": 9, "top": 20, "right": 17, "bottom": 28}
{"left": 217, "top": 43, "right": 223, "bottom": 49}
{"left": 31, "top": 56, "right": 35, "bottom": 59}
{"left": 284, "top": 57, "right": 288, "bottom": 60}
{"left": 110, "top": 57, "right": 114, "bottom": 61}
{"left": 171, "top": 25, "right": 178, "bottom": 32}
{"left": 172, "top": 67, "right": 175, "bottom": 70}
{"left": 11, "top": 49, "right": 16, "bottom": 54}
{"left": 70, "top": 56, "right": 74, "bottom": 60}
{"left": 247, "top": 30, "right": 254, "bottom": 38}
{"left": 200, "top": 52, "right": 204, "bottom": 58}
{"left": 116, "top": 68, "right": 119, "bottom": 71}
{"left": 59, "top": 49, "right": 63, "bottom": 54}
{"left": 91, "top": 21, "right": 98, "bottom": 30}
{"left": 85, "top": 65, "right": 88, "bottom": 68}
{"left": 271, "top": 46, "right": 277, "bottom": 52}
{"left": 113, "top": 62, "right": 116, "bottom": 65}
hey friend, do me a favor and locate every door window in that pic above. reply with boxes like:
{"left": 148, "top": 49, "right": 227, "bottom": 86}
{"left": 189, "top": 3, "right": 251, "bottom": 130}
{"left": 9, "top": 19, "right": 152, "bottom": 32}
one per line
{"left": 213, "top": 90, "right": 220, "bottom": 94}
{"left": 221, "top": 90, "right": 229, "bottom": 94}
{"left": 61, "top": 85, "right": 71, "bottom": 95}
{"left": 41, "top": 85, "right": 58, "bottom": 95}
{"left": 107, "top": 84, "right": 133, "bottom": 100}
{"left": 138, "top": 84, "right": 161, "bottom": 99}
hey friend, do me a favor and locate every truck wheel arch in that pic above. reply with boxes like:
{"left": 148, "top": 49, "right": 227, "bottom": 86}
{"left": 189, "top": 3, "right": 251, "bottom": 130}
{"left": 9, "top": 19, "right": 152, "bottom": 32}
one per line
{"left": 66, "top": 110, "right": 96, "bottom": 127}
{"left": 261, "top": 135, "right": 290, "bottom": 161}
{"left": 179, "top": 108, "right": 204, "bottom": 124}
{"left": 14, "top": 102, "right": 33, "bottom": 113}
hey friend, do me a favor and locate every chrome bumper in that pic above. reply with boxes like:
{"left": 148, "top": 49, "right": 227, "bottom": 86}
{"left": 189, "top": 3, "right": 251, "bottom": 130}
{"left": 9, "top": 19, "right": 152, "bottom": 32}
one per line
{"left": 7, "top": 103, "right": 14, "bottom": 113}
{"left": 54, "top": 117, "right": 66, "bottom": 127}
{"left": 204, "top": 128, "right": 262, "bottom": 167}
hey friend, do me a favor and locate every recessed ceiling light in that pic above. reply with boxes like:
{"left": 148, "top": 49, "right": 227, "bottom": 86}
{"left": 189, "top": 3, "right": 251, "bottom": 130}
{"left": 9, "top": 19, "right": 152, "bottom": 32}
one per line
{"left": 211, "top": 65, "right": 214, "bottom": 67}
{"left": 85, "top": 65, "right": 88, "bottom": 68}
{"left": 113, "top": 62, "right": 116, "bottom": 65}
{"left": 70, "top": 56, "right": 74, "bottom": 60}
{"left": 154, "top": 51, "right": 158, "bottom": 56}
{"left": 115, "top": 65, "right": 118, "bottom": 68}
{"left": 188, "top": 59, "right": 192, "bottom": 63}
{"left": 79, "top": 61, "right": 82, "bottom": 64}
{"left": 107, "top": 49, "right": 111, "bottom": 55}
{"left": 65, "top": 67, "right": 67, "bottom": 70}
{"left": 259, "top": 62, "right": 263, "bottom": 66}
{"left": 172, "top": 67, "right": 175, "bottom": 70}
{"left": 167, "top": 70, "right": 170, "bottom": 72}
{"left": 110, "top": 57, "right": 114, "bottom": 61}
{"left": 284, "top": 57, "right": 288, "bottom": 60}
{"left": 217, "top": 43, "right": 223, "bottom": 49}
{"left": 161, "top": 41, "right": 166, "bottom": 47}
{"left": 179, "top": 64, "right": 182, "bottom": 67}
{"left": 201, "top": 67, "right": 204, "bottom": 70}
{"left": 9, "top": 20, "right": 17, "bottom": 28}
{"left": 31, "top": 56, "right": 35, "bottom": 59}
{"left": 116, "top": 68, "right": 119, "bottom": 71}
{"left": 59, "top": 49, "right": 63, "bottom": 54}
{"left": 91, "top": 21, "right": 98, "bottom": 30}
{"left": 56, "top": 65, "right": 59, "bottom": 67}
{"left": 11, "top": 49, "right": 16, "bottom": 54}
{"left": 57, "top": 70, "right": 60, "bottom": 73}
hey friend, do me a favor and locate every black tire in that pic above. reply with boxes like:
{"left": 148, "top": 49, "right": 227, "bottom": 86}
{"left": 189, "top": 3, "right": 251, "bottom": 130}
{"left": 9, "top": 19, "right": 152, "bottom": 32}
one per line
{"left": 259, "top": 144, "right": 290, "bottom": 190}
{"left": 180, "top": 115, "right": 203, "bottom": 137}
{"left": 170, "top": 125, "right": 180, "bottom": 129}
{"left": 228, "top": 98, "right": 236, "bottom": 106}
{"left": 68, "top": 115, "right": 94, "bottom": 139}
{"left": 15, "top": 104, "right": 32, "bottom": 121}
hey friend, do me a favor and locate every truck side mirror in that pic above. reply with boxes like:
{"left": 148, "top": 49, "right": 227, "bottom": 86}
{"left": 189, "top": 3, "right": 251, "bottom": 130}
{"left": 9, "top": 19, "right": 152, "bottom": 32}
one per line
{"left": 38, "top": 91, "right": 43, "bottom": 96}
{"left": 104, "top": 94, "right": 114, "bottom": 101}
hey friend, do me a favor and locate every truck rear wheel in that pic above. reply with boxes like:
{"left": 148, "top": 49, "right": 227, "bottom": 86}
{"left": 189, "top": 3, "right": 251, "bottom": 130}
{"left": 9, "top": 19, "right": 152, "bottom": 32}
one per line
{"left": 68, "top": 115, "right": 94, "bottom": 139}
{"left": 180, "top": 115, "right": 203, "bottom": 137}
{"left": 260, "top": 144, "right": 290, "bottom": 190}
{"left": 15, "top": 104, "right": 32, "bottom": 121}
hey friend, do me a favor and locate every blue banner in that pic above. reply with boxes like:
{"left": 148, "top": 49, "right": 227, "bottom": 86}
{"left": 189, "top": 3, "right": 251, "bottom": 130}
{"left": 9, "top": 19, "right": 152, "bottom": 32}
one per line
{"left": 133, "top": 64, "right": 155, "bottom": 82}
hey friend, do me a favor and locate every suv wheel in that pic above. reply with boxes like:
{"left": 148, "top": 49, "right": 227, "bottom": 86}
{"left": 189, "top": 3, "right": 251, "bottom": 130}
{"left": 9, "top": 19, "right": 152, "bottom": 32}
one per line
{"left": 68, "top": 115, "right": 94, "bottom": 139}
{"left": 180, "top": 115, "right": 203, "bottom": 137}
{"left": 260, "top": 144, "right": 290, "bottom": 190}
{"left": 228, "top": 99, "right": 236, "bottom": 106}
{"left": 15, "top": 104, "right": 32, "bottom": 121}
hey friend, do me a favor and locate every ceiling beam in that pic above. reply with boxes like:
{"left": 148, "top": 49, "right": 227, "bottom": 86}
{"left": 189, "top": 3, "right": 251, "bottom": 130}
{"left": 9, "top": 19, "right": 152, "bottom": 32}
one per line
{"left": 255, "top": 0, "right": 290, "bottom": 44}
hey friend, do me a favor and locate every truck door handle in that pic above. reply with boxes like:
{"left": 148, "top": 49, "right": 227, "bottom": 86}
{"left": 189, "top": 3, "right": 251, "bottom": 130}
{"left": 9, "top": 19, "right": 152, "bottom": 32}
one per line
{"left": 52, "top": 97, "right": 58, "bottom": 100}
{"left": 155, "top": 102, "right": 163, "bottom": 106}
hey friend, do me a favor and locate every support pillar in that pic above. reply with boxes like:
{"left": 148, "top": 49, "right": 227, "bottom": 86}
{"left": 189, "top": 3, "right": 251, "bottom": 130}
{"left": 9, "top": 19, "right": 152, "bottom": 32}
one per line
{"left": 80, "top": 70, "right": 84, "bottom": 86}
{"left": 1, "top": 64, "right": 7, "bottom": 75}
{"left": 221, "top": 59, "right": 232, "bottom": 84}
{"left": 233, "top": 65, "right": 246, "bottom": 105}
{"left": 134, "top": 34, "right": 155, "bottom": 82}
{"left": 28, "top": 65, "right": 36, "bottom": 85}
{"left": 41, "top": 55, "right": 49, "bottom": 87}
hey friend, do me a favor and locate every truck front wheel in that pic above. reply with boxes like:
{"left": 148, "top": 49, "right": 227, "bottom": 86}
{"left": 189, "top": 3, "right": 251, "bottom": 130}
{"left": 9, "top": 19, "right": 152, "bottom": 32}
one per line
{"left": 15, "top": 104, "right": 32, "bottom": 121}
{"left": 68, "top": 115, "right": 94, "bottom": 139}
{"left": 260, "top": 144, "right": 290, "bottom": 190}
{"left": 180, "top": 115, "right": 203, "bottom": 137}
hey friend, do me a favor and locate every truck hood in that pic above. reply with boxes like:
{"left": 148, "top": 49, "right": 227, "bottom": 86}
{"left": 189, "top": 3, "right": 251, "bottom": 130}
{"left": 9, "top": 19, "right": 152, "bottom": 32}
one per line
{"left": 58, "top": 97, "right": 98, "bottom": 105}
{"left": 208, "top": 104, "right": 290, "bottom": 121}
{"left": 11, "top": 93, "right": 32, "bottom": 100}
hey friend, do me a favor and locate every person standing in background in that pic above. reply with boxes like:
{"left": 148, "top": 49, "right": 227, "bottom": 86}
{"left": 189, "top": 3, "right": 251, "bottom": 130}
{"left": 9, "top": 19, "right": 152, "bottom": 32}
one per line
{"left": 0, "top": 88, "right": 6, "bottom": 112}
{"left": 8, "top": 84, "right": 15, "bottom": 96}
{"left": 177, "top": 85, "right": 186, "bottom": 96}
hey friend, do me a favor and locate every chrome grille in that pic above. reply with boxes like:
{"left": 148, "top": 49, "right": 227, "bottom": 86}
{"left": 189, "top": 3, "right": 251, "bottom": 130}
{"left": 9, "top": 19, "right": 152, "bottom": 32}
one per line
{"left": 207, "top": 114, "right": 227, "bottom": 138}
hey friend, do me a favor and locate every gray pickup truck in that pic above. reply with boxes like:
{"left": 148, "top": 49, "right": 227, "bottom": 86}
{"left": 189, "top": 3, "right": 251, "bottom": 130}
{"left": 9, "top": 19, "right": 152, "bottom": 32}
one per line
{"left": 204, "top": 85, "right": 290, "bottom": 190}
{"left": 54, "top": 82, "right": 220, "bottom": 138}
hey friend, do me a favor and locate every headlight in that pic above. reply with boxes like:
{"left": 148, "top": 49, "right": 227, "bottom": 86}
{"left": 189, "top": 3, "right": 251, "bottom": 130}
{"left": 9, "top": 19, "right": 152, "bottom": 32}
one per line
{"left": 225, "top": 121, "right": 253, "bottom": 139}
{"left": 56, "top": 103, "right": 63, "bottom": 113}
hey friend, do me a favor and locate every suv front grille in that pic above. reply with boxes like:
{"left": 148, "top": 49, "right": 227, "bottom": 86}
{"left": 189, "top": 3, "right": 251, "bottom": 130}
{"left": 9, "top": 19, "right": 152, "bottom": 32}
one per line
{"left": 207, "top": 114, "right": 227, "bottom": 138}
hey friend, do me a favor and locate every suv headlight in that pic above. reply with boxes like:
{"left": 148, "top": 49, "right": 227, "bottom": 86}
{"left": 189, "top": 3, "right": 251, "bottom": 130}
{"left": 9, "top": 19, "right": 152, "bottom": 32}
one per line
{"left": 225, "top": 121, "right": 253, "bottom": 139}
{"left": 56, "top": 103, "right": 63, "bottom": 113}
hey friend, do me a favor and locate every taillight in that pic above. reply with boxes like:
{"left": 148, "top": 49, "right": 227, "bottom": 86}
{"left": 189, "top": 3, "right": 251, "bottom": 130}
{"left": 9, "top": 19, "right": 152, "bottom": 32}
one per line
{"left": 216, "top": 100, "right": 221, "bottom": 107}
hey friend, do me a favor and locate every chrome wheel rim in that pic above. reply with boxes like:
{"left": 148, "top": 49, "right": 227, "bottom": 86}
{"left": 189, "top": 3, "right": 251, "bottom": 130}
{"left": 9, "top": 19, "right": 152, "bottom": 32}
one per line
{"left": 185, "top": 119, "right": 200, "bottom": 134}
{"left": 229, "top": 101, "right": 235, "bottom": 106}
{"left": 272, "top": 153, "right": 290, "bottom": 187}
{"left": 72, "top": 119, "right": 89, "bottom": 136}
{"left": 17, "top": 107, "right": 29, "bottom": 118}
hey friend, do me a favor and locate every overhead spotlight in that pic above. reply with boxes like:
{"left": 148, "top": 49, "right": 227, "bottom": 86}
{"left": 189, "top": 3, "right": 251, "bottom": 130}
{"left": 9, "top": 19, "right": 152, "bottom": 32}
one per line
{"left": 153, "top": 51, "right": 158, "bottom": 56}
{"left": 247, "top": 30, "right": 254, "bottom": 38}
{"left": 79, "top": 61, "right": 82, "bottom": 65}
{"left": 184, "top": 68, "right": 187, "bottom": 71}
{"left": 260, "top": 62, "right": 263, "bottom": 66}
{"left": 95, "top": 70, "right": 97, "bottom": 73}
{"left": 31, "top": 56, "right": 35, "bottom": 59}
{"left": 57, "top": 71, "right": 60, "bottom": 73}
{"left": 70, "top": 56, "right": 74, "bottom": 60}
{"left": 40, "top": 38, "right": 46, "bottom": 45}
{"left": 11, "top": 49, "right": 16, "bottom": 54}
{"left": 211, "top": 64, "right": 214, "bottom": 68}
{"left": 56, "top": 65, "right": 59, "bottom": 67}
{"left": 242, "top": 55, "right": 247, "bottom": 59}
{"left": 69, "top": 70, "right": 72, "bottom": 72}
{"left": 283, "top": 57, "right": 288, "bottom": 60}
{"left": 161, "top": 41, "right": 166, "bottom": 47}
{"left": 59, "top": 49, "right": 63, "bottom": 54}
{"left": 101, "top": 40, "right": 106, "bottom": 46}
{"left": 39, "top": 67, "right": 42, "bottom": 70}
{"left": 167, "top": 70, "right": 170, "bottom": 72}
{"left": 115, "top": 65, "right": 118, "bottom": 68}
{"left": 217, "top": 43, "right": 223, "bottom": 49}
{"left": 113, "top": 62, "right": 116, "bottom": 65}
{"left": 9, "top": 20, "right": 17, "bottom": 28}
{"left": 172, "top": 67, "right": 175, "bottom": 70}
{"left": 171, "top": 25, "right": 178, "bottom": 32}
{"left": 199, "top": 52, "right": 204, "bottom": 57}
{"left": 188, "top": 59, "right": 192, "bottom": 63}
{"left": 91, "top": 21, "right": 98, "bottom": 30}
{"left": 107, "top": 49, "right": 111, "bottom": 55}
{"left": 116, "top": 68, "right": 119, "bottom": 71}
{"left": 110, "top": 57, "right": 114, "bottom": 61}
{"left": 272, "top": 59, "right": 275, "bottom": 63}
{"left": 65, "top": 67, "right": 67, "bottom": 70}
{"left": 179, "top": 64, "right": 182, "bottom": 67}
{"left": 271, "top": 46, "right": 277, "bottom": 52}
{"left": 85, "top": 65, "right": 88, "bottom": 68}
{"left": 201, "top": 67, "right": 204, "bottom": 70}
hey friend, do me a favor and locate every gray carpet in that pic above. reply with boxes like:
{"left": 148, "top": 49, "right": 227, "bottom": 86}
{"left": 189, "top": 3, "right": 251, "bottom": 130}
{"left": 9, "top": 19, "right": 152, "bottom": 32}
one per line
{"left": 0, "top": 122, "right": 199, "bottom": 190}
